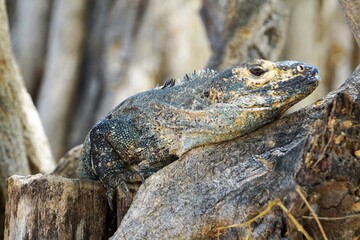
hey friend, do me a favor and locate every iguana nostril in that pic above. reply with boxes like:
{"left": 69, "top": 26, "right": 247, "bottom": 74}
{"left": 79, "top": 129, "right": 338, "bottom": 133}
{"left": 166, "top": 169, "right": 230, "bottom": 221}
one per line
{"left": 306, "top": 68, "right": 320, "bottom": 81}
{"left": 314, "top": 71, "right": 321, "bottom": 81}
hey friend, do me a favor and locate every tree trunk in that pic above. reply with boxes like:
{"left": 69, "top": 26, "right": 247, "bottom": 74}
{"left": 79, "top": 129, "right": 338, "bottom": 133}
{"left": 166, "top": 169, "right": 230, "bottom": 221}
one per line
{"left": 4, "top": 174, "right": 116, "bottom": 240}
{"left": 0, "top": 1, "right": 30, "bottom": 238}
{"left": 36, "top": 0, "right": 87, "bottom": 159}
{"left": 0, "top": 0, "right": 30, "bottom": 195}
{"left": 0, "top": 1, "right": 55, "bottom": 237}
{"left": 201, "top": 0, "right": 290, "bottom": 70}
{"left": 18, "top": 79, "right": 56, "bottom": 174}
{"left": 10, "top": 0, "right": 52, "bottom": 97}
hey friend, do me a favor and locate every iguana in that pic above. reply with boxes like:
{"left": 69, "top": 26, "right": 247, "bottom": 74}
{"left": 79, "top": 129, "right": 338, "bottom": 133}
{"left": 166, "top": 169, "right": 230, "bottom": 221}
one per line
{"left": 78, "top": 59, "right": 320, "bottom": 207}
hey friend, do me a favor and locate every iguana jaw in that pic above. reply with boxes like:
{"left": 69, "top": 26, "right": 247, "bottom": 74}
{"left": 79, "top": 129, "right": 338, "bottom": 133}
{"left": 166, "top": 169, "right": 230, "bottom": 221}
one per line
{"left": 268, "top": 61, "right": 320, "bottom": 110}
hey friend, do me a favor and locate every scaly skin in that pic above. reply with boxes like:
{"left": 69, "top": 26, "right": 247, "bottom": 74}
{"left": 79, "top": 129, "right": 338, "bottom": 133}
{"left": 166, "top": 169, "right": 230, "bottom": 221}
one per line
{"left": 78, "top": 59, "right": 320, "bottom": 206}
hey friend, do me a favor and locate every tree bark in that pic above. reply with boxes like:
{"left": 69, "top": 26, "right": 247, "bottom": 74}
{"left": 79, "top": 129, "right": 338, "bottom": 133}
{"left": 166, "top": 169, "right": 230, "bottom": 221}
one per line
{"left": 0, "top": 1, "right": 30, "bottom": 238}
{"left": 0, "top": 0, "right": 30, "bottom": 194}
{"left": 1, "top": 1, "right": 55, "bottom": 175}
{"left": 4, "top": 174, "right": 116, "bottom": 240}
{"left": 0, "top": 1, "right": 55, "bottom": 237}
{"left": 18, "top": 77, "right": 56, "bottom": 174}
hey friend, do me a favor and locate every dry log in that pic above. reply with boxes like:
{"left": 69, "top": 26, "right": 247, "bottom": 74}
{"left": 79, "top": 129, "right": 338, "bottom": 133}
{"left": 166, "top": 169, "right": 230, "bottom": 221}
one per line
{"left": 4, "top": 174, "right": 116, "bottom": 240}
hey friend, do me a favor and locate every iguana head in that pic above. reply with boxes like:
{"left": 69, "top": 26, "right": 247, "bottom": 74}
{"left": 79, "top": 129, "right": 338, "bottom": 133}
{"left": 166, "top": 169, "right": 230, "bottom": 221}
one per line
{"left": 226, "top": 59, "right": 320, "bottom": 111}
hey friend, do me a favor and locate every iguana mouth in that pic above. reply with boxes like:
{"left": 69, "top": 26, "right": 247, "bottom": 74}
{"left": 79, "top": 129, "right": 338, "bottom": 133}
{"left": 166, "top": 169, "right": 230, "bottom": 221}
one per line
{"left": 278, "top": 66, "right": 320, "bottom": 88}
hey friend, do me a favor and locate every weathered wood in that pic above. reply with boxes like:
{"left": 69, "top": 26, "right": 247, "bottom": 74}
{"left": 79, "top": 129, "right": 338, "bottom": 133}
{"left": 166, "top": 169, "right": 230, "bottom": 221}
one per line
{"left": 53, "top": 144, "right": 82, "bottom": 178}
{"left": 0, "top": 0, "right": 30, "bottom": 191}
{"left": 17, "top": 64, "right": 56, "bottom": 174}
{"left": 4, "top": 174, "right": 116, "bottom": 240}
{"left": 0, "top": 2, "right": 55, "bottom": 236}
{"left": 53, "top": 144, "right": 137, "bottom": 227}
{"left": 0, "top": 1, "right": 30, "bottom": 237}
{"left": 111, "top": 65, "right": 360, "bottom": 239}
{"left": 1, "top": 0, "right": 55, "bottom": 176}
{"left": 116, "top": 187, "right": 137, "bottom": 227}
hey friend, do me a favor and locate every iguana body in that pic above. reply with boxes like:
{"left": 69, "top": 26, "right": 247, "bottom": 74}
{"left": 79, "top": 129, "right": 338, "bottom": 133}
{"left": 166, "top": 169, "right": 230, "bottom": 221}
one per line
{"left": 78, "top": 59, "right": 320, "bottom": 204}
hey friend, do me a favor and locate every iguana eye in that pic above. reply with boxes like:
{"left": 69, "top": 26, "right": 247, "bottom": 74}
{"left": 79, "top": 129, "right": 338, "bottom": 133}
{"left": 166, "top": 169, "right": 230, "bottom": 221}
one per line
{"left": 297, "top": 65, "right": 305, "bottom": 72}
{"left": 249, "top": 66, "right": 266, "bottom": 76}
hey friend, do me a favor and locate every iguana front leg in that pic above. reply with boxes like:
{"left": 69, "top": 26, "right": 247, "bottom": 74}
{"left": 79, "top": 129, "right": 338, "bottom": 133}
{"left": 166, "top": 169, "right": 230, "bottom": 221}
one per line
{"left": 89, "top": 120, "right": 144, "bottom": 209}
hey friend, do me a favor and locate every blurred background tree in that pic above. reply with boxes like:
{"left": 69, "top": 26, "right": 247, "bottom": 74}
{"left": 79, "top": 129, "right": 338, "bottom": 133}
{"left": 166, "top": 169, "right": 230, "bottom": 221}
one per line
{"left": 5, "top": 0, "right": 359, "bottom": 160}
